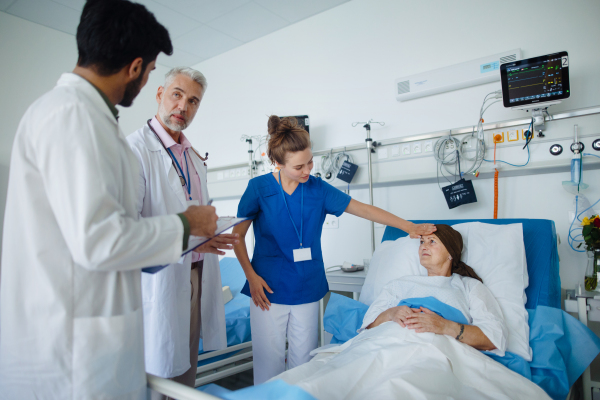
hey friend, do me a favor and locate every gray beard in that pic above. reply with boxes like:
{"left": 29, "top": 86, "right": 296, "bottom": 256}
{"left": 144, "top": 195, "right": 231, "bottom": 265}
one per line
{"left": 159, "top": 105, "right": 188, "bottom": 132}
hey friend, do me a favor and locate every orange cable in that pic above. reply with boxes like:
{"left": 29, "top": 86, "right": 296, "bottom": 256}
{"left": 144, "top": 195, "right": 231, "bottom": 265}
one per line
{"left": 493, "top": 139, "right": 498, "bottom": 219}
{"left": 494, "top": 169, "right": 499, "bottom": 219}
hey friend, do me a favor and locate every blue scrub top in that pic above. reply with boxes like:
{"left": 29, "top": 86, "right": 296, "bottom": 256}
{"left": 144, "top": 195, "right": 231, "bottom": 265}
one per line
{"left": 237, "top": 174, "right": 351, "bottom": 305}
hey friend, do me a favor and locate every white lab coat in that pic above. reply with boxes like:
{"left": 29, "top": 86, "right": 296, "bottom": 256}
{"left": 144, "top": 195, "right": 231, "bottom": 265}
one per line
{"left": 127, "top": 125, "right": 227, "bottom": 378}
{"left": 0, "top": 73, "right": 184, "bottom": 400}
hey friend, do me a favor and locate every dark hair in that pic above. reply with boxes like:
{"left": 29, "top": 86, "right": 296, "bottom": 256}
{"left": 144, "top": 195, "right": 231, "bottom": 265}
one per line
{"left": 433, "top": 224, "right": 483, "bottom": 283}
{"left": 267, "top": 115, "right": 311, "bottom": 165}
{"left": 76, "top": 0, "right": 173, "bottom": 76}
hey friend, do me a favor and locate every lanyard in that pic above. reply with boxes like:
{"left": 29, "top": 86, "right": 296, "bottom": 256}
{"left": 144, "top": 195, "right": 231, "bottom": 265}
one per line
{"left": 147, "top": 119, "right": 190, "bottom": 199}
{"left": 278, "top": 170, "right": 304, "bottom": 248}
{"left": 167, "top": 148, "right": 192, "bottom": 200}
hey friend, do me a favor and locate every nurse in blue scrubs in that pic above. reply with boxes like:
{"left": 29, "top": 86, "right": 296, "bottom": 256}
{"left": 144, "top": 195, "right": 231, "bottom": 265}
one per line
{"left": 232, "top": 116, "right": 435, "bottom": 384}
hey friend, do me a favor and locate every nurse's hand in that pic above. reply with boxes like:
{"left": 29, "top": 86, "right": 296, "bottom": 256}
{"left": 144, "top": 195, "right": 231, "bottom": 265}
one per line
{"left": 194, "top": 234, "right": 239, "bottom": 255}
{"left": 248, "top": 274, "right": 273, "bottom": 311}
{"left": 408, "top": 222, "right": 436, "bottom": 239}
{"left": 183, "top": 205, "right": 218, "bottom": 237}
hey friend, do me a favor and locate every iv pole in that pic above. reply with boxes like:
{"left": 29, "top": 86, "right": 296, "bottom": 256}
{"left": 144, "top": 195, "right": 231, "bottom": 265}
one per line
{"left": 352, "top": 119, "right": 385, "bottom": 255}
{"left": 241, "top": 136, "right": 256, "bottom": 253}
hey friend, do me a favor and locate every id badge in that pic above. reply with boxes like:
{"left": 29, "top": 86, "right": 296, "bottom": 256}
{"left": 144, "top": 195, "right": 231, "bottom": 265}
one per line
{"left": 187, "top": 200, "right": 200, "bottom": 207}
{"left": 293, "top": 247, "right": 312, "bottom": 262}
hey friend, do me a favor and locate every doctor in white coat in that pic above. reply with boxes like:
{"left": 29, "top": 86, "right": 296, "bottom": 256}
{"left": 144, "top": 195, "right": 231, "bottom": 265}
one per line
{"left": 127, "top": 67, "right": 231, "bottom": 392}
{"left": 0, "top": 2, "right": 219, "bottom": 399}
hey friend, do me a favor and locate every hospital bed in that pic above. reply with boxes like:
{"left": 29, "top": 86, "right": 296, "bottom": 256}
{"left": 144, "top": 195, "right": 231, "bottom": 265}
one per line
{"left": 173, "top": 218, "right": 600, "bottom": 400}
{"left": 194, "top": 257, "right": 253, "bottom": 387}
{"left": 318, "top": 218, "right": 599, "bottom": 400}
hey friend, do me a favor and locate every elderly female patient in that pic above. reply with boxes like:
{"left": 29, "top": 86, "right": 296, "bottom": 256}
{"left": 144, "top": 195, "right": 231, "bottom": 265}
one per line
{"left": 360, "top": 224, "right": 507, "bottom": 354}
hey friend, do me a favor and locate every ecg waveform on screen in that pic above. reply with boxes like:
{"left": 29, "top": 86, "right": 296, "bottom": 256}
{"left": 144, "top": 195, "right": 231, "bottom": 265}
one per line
{"left": 506, "top": 58, "right": 564, "bottom": 103}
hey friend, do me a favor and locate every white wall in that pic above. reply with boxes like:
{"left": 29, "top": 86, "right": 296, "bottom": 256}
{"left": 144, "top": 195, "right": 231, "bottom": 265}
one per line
{"left": 0, "top": 11, "right": 171, "bottom": 262}
{"left": 2, "top": 0, "right": 600, "bottom": 290}
{"left": 184, "top": 0, "right": 600, "bottom": 290}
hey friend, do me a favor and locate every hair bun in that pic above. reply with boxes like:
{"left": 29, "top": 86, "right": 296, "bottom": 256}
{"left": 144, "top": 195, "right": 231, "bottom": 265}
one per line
{"left": 267, "top": 115, "right": 281, "bottom": 136}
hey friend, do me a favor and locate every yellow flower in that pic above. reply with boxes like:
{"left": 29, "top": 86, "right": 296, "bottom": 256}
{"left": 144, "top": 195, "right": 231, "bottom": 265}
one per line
{"left": 583, "top": 217, "right": 590, "bottom": 226}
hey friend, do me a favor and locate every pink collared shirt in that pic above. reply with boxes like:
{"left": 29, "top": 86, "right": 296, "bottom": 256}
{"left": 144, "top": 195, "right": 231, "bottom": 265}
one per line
{"left": 150, "top": 116, "right": 203, "bottom": 262}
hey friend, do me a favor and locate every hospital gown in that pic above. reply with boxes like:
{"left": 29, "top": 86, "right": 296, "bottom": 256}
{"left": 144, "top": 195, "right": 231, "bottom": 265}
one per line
{"left": 359, "top": 274, "right": 508, "bottom": 356}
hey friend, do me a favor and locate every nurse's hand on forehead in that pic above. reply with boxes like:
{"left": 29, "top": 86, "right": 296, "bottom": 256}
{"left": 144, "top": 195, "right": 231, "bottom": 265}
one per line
{"left": 408, "top": 223, "right": 437, "bottom": 239}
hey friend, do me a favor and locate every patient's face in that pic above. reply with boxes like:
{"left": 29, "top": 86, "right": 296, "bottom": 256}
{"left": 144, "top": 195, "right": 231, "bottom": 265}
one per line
{"left": 419, "top": 234, "right": 451, "bottom": 272}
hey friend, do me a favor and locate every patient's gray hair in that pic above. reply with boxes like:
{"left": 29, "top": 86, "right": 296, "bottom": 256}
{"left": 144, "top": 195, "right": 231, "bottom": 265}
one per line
{"left": 164, "top": 67, "right": 207, "bottom": 94}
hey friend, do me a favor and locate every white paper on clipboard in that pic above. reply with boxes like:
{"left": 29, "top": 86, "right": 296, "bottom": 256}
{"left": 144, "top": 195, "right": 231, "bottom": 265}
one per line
{"left": 142, "top": 216, "right": 248, "bottom": 273}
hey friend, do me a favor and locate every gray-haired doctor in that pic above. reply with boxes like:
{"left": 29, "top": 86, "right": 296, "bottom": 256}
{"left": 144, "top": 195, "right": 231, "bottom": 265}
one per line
{"left": 127, "top": 67, "right": 235, "bottom": 394}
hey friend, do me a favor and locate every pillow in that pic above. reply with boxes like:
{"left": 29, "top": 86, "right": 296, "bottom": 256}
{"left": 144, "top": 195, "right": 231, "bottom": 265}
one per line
{"left": 359, "top": 222, "right": 531, "bottom": 361}
{"left": 465, "top": 222, "right": 531, "bottom": 361}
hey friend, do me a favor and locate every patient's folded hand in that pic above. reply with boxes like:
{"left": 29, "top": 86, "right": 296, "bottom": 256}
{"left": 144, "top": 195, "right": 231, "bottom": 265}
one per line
{"left": 369, "top": 305, "right": 418, "bottom": 329}
{"left": 404, "top": 307, "right": 455, "bottom": 336}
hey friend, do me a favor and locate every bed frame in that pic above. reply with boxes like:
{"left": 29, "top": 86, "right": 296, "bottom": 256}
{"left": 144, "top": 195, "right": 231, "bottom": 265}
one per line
{"left": 194, "top": 341, "right": 253, "bottom": 387}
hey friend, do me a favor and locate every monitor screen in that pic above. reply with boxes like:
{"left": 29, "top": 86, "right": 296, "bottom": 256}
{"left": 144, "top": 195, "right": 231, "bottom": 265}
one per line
{"left": 500, "top": 51, "right": 570, "bottom": 108}
{"left": 279, "top": 115, "right": 309, "bottom": 134}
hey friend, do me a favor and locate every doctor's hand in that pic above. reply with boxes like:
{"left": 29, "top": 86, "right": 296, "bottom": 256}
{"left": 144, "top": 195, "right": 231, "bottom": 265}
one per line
{"left": 194, "top": 234, "right": 239, "bottom": 255}
{"left": 404, "top": 307, "right": 453, "bottom": 335}
{"left": 248, "top": 273, "right": 273, "bottom": 311}
{"left": 183, "top": 205, "right": 218, "bottom": 237}
{"left": 408, "top": 223, "right": 437, "bottom": 239}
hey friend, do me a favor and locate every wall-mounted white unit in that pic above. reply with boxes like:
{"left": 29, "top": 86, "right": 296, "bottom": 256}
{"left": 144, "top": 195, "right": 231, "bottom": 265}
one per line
{"left": 395, "top": 49, "right": 521, "bottom": 102}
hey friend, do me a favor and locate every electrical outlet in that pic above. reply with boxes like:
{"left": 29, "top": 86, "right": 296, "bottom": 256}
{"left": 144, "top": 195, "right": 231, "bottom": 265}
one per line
{"left": 402, "top": 144, "right": 411, "bottom": 155}
{"left": 445, "top": 141, "right": 456, "bottom": 151}
{"left": 377, "top": 148, "right": 388, "bottom": 159}
{"left": 242, "top": 168, "right": 248, "bottom": 176}
{"left": 324, "top": 215, "right": 339, "bottom": 229}
{"left": 235, "top": 168, "right": 242, "bottom": 177}
{"left": 507, "top": 130, "right": 519, "bottom": 142}
{"left": 424, "top": 141, "right": 433, "bottom": 152}
{"left": 413, "top": 143, "right": 422, "bottom": 153}
{"left": 493, "top": 132, "right": 505, "bottom": 144}
{"left": 391, "top": 145, "right": 400, "bottom": 157}
{"left": 224, "top": 170, "right": 230, "bottom": 179}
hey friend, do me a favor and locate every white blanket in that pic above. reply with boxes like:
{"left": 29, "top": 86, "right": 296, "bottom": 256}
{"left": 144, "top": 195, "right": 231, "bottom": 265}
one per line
{"left": 274, "top": 322, "right": 550, "bottom": 400}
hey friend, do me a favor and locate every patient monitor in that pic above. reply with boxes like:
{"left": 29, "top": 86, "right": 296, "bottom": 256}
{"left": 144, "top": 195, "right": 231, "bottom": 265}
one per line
{"left": 500, "top": 51, "right": 570, "bottom": 135}
{"left": 500, "top": 51, "right": 570, "bottom": 110}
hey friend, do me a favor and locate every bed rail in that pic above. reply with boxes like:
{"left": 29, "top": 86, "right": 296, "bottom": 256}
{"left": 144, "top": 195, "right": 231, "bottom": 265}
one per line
{"left": 147, "top": 374, "right": 221, "bottom": 400}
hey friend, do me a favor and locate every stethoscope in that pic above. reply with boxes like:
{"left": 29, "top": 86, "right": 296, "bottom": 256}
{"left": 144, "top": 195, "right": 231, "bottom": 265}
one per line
{"left": 147, "top": 119, "right": 208, "bottom": 200}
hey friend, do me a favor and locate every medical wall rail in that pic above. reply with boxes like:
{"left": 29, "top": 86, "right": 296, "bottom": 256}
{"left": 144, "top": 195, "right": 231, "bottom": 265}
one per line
{"left": 207, "top": 105, "right": 600, "bottom": 200}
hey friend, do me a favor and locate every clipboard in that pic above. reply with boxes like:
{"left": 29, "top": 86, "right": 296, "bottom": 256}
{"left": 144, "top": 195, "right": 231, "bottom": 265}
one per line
{"left": 142, "top": 216, "right": 248, "bottom": 274}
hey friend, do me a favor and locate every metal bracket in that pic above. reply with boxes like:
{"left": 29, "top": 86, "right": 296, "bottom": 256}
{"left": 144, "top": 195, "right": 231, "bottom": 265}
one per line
{"left": 531, "top": 108, "right": 546, "bottom": 135}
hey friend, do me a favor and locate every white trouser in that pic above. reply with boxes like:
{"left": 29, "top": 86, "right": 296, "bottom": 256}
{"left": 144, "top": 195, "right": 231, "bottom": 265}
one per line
{"left": 250, "top": 301, "right": 319, "bottom": 385}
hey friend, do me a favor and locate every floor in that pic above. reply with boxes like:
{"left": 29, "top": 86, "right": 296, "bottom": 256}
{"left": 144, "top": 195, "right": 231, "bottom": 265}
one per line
{"left": 211, "top": 369, "right": 254, "bottom": 391}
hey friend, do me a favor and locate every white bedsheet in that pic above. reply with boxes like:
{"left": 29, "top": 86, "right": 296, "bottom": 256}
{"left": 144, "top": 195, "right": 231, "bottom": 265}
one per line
{"left": 359, "top": 274, "right": 507, "bottom": 356}
{"left": 273, "top": 322, "right": 550, "bottom": 400}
